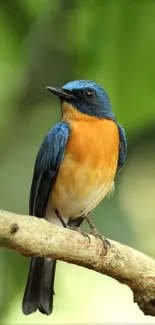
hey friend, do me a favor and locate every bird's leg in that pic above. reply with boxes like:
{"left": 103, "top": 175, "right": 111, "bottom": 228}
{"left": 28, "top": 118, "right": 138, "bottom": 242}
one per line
{"left": 55, "top": 209, "right": 90, "bottom": 242}
{"left": 55, "top": 208, "right": 67, "bottom": 228}
{"left": 85, "top": 214, "right": 111, "bottom": 255}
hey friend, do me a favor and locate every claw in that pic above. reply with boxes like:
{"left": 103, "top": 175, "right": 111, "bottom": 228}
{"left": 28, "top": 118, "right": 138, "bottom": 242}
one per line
{"left": 66, "top": 225, "right": 91, "bottom": 243}
{"left": 90, "top": 228, "right": 111, "bottom": 255}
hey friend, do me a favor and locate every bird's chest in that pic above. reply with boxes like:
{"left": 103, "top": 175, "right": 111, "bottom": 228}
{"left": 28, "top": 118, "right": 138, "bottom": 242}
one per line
{"left": 51, "top": 119, "right": 119, "bottom": 218}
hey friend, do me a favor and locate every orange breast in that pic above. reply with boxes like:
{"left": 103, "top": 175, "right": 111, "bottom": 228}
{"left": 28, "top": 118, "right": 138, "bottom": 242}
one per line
{"left": 49, "top": 115, "right": 119, "bottom": 219}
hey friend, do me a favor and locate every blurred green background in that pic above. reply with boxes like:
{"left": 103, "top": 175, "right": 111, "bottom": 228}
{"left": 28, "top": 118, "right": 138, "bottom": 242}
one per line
{"left": 0, "top": 0, "right": 155, "bottom": 323}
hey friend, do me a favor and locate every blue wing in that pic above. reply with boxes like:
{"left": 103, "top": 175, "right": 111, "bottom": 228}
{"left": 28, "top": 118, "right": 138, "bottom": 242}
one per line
{"left": 29, "top": 122, "right": 70, "bottom": 217}
{"left": 117, "top": 124, "right": 127, "bottom": 173}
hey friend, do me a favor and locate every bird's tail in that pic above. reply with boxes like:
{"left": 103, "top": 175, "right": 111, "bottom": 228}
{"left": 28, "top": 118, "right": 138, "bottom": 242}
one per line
{"left": 22, "top": 257, "right": 56, "bottom": 315}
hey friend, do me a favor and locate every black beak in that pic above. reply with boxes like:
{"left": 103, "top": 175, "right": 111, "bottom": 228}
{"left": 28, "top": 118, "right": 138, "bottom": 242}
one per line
{"left": 46, "top": 86, "right": 76, "bottom": 100}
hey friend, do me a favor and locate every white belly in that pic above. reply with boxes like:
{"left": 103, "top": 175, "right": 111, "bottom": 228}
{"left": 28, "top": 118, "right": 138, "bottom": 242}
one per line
{"left": 45, "top": 180, "right": 114, "bottom": 225}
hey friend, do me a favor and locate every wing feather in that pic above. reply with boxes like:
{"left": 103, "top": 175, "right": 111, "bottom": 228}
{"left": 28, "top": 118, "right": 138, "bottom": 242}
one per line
{"left": 117, "top": 124, "right": 127, "bottom": 173}
{"left": 29, "top": 122, "right": 70, "bottom": 218}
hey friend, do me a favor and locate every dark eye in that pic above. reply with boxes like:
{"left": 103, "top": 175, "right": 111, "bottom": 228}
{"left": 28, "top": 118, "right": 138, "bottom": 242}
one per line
{"left": 84, "top": 88, "right": 95, "bottom": 99}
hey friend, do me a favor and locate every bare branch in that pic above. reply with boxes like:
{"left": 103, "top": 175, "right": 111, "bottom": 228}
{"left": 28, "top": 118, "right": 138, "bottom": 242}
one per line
{"left": 0, "top": 209, "right": 155, "bottom": 317}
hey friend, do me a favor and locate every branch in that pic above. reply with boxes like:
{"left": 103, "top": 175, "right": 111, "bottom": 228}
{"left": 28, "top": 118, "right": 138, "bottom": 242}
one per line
{"left": 0, "top": 210, "right": 155, "bottom": 317}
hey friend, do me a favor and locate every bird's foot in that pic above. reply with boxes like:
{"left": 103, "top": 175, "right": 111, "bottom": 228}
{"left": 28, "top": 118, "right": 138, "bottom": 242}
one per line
{"left": 90, "top": 227, "right": 111, "bottom": 255}
{"left": 55, "top": 209, "right": 90, "bottom": 241}
{"left": 66, "top": 225, "right": 91, "bottom": 242}
{"left": 84, "top": 214, "right": 110, "bottom": 255}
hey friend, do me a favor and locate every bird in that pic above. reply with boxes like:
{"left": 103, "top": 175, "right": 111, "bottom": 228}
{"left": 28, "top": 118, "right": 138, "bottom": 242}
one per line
{"left": 22, "top": 80, "right": 127, "bottom": 316}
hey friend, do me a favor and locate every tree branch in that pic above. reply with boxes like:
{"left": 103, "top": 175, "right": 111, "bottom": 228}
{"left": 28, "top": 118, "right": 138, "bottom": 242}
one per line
{"left": 0, "top": 209, "right": 155, "bottom": 317}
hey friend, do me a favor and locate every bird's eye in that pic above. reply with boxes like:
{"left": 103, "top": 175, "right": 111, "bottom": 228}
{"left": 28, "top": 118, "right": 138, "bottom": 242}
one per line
{"left": 84, "top": 88, "right": 95, "bottom": 99}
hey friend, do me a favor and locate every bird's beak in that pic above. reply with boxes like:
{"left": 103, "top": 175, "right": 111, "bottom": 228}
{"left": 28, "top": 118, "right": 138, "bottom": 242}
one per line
{"left": 46, "top": 86, "right": 75, "bottom": 100}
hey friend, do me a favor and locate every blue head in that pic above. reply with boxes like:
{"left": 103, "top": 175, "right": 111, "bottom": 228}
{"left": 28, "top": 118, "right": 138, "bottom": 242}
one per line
{"left": 47, "top": 80, "right": 115, "bottom": 120}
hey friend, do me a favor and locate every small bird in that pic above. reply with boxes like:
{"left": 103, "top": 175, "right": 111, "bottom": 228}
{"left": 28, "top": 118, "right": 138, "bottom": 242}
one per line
{"left": 22, "top": 80, "right": 127, "bottom": 316}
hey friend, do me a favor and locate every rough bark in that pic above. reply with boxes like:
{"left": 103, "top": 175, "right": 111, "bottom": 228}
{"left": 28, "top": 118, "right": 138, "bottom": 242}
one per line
{"left": 0, "top": 209, "right": 155, "bottom": 317}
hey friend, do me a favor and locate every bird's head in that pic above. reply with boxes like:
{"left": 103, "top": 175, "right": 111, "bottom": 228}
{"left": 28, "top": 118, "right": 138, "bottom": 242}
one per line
{"left": 47, "top": 80, "right": 115, "bottom": 120}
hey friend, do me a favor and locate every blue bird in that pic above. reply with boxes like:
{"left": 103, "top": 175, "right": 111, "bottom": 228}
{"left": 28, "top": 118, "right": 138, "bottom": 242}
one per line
{"left": 22, "top": 80, "right": 127, "bottom": 315}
